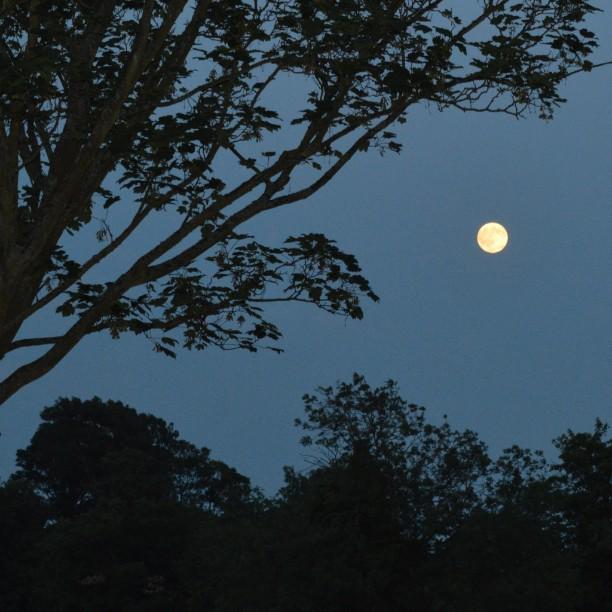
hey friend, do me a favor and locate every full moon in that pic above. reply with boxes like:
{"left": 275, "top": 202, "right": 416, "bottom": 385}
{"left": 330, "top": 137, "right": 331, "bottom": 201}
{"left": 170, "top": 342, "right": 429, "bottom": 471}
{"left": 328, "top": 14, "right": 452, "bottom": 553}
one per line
{"left": 476, "top": 222, "right": 509, "bottom": 254}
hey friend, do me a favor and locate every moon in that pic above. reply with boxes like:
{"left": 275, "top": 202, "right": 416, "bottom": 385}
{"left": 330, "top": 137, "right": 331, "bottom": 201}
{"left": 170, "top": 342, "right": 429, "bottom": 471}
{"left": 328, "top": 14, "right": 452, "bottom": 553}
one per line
{"left": 476, "top": 222, "right": 509, "bottom": 254}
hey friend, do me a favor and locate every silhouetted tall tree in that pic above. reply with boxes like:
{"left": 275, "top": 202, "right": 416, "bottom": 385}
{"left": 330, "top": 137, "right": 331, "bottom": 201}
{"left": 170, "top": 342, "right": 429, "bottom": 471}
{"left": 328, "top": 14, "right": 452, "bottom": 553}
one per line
{"left": 551, "top": 420, "right": 612, "bottom": 612}
{"left": 11, "top": 396, "right": 252, "bottom": 519}
{"left": 2, "top": 396, "right": 256, "bottom": 610}
{"left": 0, "top": 0, "right": 606, "bottom": 404}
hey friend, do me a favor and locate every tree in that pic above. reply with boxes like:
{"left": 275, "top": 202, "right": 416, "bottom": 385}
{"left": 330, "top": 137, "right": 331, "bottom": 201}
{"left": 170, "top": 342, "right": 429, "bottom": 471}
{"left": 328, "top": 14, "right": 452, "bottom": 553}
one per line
{"left": 551, "top": 420, "right": 612, "bottom": 611}
{"left": 288, "top": 373, "right": 597, "bottom": 611}
{"left": 437, "top": 508, "right": 578, "bottom": 612}
{"left": 1, "top": 383, "right": 608, "bottom": 610}
{"left": 0, "top": 478, "right": 48, "bottom": 611}
{"left": 10, "top": 396, "right": 253, "bottom": 519}
{"left": 0, "top": 0, "right": 605, "bottom": 404}
{"left": 296, "top": 373, "right": 492, "bottom": 544}
{"left": 1, "top": 395, "right": 257, "bottom": 611}
{"left": 271, "top": 448, "right": 431, "bottom": 612}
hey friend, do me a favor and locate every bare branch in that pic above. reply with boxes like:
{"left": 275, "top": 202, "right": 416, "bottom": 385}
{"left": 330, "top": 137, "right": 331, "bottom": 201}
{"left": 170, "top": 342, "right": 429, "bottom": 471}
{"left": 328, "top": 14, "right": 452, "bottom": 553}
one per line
{"left": 562, "top": 60, "right": 612, "bottom": 79}
{"left": 8, "top": 336, "right": 63, "bottom": 351}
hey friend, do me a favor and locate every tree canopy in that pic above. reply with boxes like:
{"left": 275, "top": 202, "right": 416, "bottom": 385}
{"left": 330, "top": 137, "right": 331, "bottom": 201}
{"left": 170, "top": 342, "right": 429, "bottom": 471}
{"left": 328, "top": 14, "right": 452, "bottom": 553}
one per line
{"left": 12, "top": 395, "right": 254, "bottom": 518}
{"left": 1, "top": 381, "right": 610, "bottom": 610}
{"left": 0, "top": 0, "right": 606, "bottom": 404}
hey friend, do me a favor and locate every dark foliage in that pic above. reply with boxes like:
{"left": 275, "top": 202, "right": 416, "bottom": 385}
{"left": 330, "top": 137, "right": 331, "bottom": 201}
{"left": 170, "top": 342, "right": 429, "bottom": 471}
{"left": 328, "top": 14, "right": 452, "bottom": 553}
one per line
{"left": 0, "top": 0, "right": 605, "bottom": 403}
{"left": 0, "top": 383, "right": 610, "bottom": 610}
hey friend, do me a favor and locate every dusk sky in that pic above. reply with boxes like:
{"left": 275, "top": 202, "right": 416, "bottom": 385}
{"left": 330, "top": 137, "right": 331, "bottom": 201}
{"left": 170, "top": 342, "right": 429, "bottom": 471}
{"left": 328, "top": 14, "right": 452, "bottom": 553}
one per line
{"left": 1, "top": 19, "right": 610, "bottom": 495}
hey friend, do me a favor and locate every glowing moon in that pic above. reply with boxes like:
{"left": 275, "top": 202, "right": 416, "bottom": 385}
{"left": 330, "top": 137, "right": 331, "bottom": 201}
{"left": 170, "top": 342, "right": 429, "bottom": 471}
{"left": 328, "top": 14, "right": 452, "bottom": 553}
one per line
{"left": 476, "top": 222, "right": 509, "bottom": 254}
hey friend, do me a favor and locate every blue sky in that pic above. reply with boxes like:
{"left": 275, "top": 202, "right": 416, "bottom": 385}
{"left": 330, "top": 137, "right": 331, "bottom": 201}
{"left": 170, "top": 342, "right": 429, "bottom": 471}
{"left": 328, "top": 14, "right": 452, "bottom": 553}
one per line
{"left": 1, "top": 17, "right": 611, "bottom": 495}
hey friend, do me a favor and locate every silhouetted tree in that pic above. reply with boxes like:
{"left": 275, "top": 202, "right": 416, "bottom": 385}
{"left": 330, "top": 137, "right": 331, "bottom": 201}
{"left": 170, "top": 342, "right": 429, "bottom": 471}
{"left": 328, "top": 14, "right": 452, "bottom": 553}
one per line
{"left": 28, "top": 499, "right": 205, "bottom": 612}
{"left": 11, "top": 396, "right": 252, "bottom": 519}
{"left": 1, "top": 384, "right": 609, "bottom": 611}
{"left": 272, "top": 446, "right": 431, "bottom": 611}
{"left": 1, "top": 396, "right": 255, "bottom": 611}
{"left": 551, "top": 420, "right": 612, "bottom": 612}
{"left": 0, "top": 0, "right": 605, "bottom": 404}
{"left": 297, "top": 373, "right": 491, "bottom": 545}
{"left": 284, "top": 374, "right": 609, "bottom": 611}
{"left": 437, "top": 508, "right": 577, "bottom": 612}
{"left": 0, "top": 478, "right": 47, "bottom": 611}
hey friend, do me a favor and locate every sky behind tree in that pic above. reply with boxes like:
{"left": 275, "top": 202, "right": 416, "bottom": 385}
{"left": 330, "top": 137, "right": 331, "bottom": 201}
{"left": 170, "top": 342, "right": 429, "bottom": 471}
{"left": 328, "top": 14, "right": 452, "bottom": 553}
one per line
{"left": 1, "top": 19, "right": 610, "bottom": 495}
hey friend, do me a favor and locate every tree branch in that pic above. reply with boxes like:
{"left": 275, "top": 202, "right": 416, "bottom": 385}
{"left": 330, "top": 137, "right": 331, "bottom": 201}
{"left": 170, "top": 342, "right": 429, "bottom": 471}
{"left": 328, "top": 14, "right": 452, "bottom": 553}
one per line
{"left": 562, "top": 60, "right": 612, "bottom": 79}
{"left": 88, "top": 0, "right": 156, "bottom": 150}
{"left": 264, "top": 103, "right": 409, "bottom": 210}
{"left": 8, "top": 336, "right": 64, "bottom": 351}
{"left": 0, "top": 205, "right": 150, "bottom": 339}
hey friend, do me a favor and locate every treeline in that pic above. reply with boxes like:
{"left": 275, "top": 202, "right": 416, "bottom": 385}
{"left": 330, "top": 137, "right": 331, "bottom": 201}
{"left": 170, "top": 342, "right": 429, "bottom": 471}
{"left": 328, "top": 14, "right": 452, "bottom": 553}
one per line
{"left": 1, "top": 374, "right": 610, "bottom": 611}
